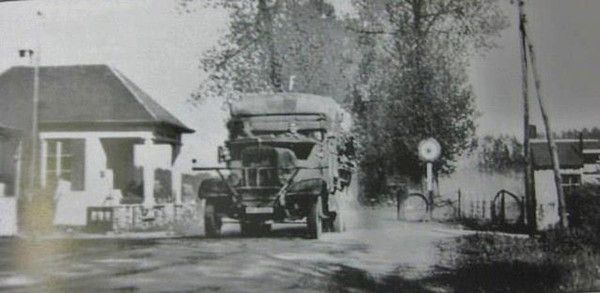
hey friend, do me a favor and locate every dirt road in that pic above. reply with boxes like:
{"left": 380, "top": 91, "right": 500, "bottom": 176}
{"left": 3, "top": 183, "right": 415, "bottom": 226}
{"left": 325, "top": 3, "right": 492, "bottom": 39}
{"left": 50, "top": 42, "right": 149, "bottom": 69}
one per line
{"left": 0, "top": 208, "right": 469, "bottom": 292}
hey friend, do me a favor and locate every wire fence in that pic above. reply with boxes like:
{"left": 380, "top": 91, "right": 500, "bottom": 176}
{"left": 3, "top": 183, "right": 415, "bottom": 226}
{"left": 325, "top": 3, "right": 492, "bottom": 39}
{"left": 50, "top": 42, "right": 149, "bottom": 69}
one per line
{"left": 397, "top": 188, "right": 528, "bottom": 231}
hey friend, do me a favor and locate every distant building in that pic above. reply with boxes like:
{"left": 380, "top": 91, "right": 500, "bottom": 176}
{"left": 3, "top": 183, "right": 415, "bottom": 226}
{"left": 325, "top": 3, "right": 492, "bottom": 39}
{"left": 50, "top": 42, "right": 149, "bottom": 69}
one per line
{"left": 530, "top": 138, "right": 600, "bottom": 228}
{"left": 0, "top": 65, "right": 194, "bottom": 226}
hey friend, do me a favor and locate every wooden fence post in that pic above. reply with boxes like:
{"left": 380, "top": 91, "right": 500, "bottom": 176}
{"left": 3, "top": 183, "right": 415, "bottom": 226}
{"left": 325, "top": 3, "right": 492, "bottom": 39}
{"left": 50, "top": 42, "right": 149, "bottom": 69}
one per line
{"left": 538, "top": 204, "right": 544, "bottom": 227}
{"left": 482, "top": 200, "right": 487, "bottom": 219}
{"left": 457, "top": 189, "right": 462, "bottom": 219}
{"left": 521, "top": 196, "right": 526, "bottom": 225}
{"left": 500, "top": 192, "right": 506, "bottom": 225}
{"left": 470, "top": 201, "right": 474, "bottom": 218}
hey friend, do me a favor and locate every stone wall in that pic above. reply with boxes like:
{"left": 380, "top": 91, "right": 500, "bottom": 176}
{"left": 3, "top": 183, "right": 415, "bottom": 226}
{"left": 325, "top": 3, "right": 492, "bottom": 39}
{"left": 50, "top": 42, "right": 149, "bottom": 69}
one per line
{"left": 109, "top": 202, "right": 202, "bottom": 234}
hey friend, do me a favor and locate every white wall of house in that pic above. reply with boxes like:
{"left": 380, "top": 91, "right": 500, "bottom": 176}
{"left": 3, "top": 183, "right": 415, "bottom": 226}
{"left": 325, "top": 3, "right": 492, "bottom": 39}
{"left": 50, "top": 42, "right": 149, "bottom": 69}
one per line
{"left": 0, "top": 197, "right": 17, "bottom": 236}
{"left": 534, "top": 170, "right": 563, "bottom": 230}
{"left": 582, "top": 163, "right": 600, "bottom": 185}
{"left": 40, "top": 131, "right": 183, "bottom": 226}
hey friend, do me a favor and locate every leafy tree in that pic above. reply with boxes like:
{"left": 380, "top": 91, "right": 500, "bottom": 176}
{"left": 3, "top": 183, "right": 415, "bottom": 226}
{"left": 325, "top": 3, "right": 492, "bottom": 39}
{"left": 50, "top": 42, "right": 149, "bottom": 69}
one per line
{"left": 474, "top": 135, "right": 524, "bottom": 174}
{"left": 183, "top": 0, "right": 507, "bottom": 201}
{"left": 189, "top": 0, "right": 357, "bottom": 104}
{"left": 560, "top": 127, "right": 600, "bottom": 139}
{"left": 349, "top": 0, "right": 507, "bottom": 197}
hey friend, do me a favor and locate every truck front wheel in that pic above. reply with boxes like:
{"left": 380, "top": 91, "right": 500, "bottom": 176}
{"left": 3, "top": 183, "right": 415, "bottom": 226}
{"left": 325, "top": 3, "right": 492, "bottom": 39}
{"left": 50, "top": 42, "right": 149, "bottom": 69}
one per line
{"left": 307, "top": 196, "right": 323, "bottom": 239}
{"left": 204, "top": 199, "right": 222, "bottom": 238}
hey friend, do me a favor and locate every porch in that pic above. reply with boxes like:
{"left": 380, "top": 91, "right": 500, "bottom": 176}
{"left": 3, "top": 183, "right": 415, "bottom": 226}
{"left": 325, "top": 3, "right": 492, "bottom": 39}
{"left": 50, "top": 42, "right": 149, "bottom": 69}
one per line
{"left": 40, "top": 130, "right": 185, "bottom": 226}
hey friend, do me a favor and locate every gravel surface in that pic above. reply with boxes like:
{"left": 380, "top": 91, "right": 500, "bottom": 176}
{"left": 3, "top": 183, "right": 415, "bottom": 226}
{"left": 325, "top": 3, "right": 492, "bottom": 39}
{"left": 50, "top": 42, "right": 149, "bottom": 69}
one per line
{"left": 0, "top": 207, "right": 471, "bottom": 292}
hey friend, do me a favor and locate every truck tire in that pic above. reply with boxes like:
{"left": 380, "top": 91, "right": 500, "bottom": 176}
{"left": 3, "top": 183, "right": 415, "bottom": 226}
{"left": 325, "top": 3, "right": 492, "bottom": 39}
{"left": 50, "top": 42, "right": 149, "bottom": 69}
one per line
{"left": 204, "top": 200, "right": 222, "bottom": 238}
{"left": 331, "top": 211, "right": 345, "bottom": 233}
{"left": 307, "top": 196, "right": 323, "bottom": 239}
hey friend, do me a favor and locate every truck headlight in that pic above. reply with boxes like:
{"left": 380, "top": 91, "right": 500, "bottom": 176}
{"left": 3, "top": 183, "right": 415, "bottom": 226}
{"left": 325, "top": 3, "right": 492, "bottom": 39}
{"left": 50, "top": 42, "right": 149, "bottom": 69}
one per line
{"left": 227, "top": 173, "right": 241, "bottom": 186}
{"left": 278, "top": 169, "right": 293, "bottom": 185}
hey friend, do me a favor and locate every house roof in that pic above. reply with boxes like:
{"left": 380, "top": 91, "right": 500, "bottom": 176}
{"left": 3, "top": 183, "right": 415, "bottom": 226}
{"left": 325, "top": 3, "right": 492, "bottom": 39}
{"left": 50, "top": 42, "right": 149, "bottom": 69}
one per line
{"left": 530, "top": 140, "right": 598, "bottom": 170}
{"left": 0, "top": 64, "right": 193, "bottom": 133}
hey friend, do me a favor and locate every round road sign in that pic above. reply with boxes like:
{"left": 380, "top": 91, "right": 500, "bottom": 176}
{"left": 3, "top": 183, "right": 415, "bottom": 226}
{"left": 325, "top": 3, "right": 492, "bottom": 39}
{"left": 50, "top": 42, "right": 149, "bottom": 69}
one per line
{"left": 418, "top": 138, "right": 442, "bottom": 162}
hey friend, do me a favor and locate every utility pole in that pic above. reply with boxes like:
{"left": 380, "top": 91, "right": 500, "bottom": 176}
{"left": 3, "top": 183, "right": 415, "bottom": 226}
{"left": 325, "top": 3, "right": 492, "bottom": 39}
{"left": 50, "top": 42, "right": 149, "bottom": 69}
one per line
{"left": 24, "top": 10, "right": 43, "bottom": 200}
{"left": 18, "top": 48, "right": 40, "bottom": 201}
{"left": 518, "top": 2, "right": 568, "bottom": 229}
{"left": 526, "top": 35, "right": 568, "bottom": 229}
{"left": 30, "top": 49, "right": 40, "bottom": 198}
{"left": 517, "top": 0, "right": 536, "bottom": 232}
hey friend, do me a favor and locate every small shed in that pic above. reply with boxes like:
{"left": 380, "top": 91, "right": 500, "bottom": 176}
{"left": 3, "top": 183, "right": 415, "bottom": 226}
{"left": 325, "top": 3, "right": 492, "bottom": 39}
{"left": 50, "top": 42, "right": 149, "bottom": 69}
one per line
{"left": 530, "top": 139, "right": 600, "bottom": 229}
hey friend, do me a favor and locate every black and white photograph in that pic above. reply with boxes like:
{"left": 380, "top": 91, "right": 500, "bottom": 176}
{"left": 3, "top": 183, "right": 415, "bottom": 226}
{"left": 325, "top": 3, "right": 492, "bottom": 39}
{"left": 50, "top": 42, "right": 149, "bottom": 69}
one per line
{"left": 0, "top": 0, "right": 599, "bottom": 292}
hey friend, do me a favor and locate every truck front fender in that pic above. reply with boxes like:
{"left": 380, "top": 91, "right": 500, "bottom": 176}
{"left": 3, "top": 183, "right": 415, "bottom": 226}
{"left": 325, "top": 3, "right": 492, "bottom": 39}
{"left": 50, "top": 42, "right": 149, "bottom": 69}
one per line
{"left": 286, "top": 179, "right": 326, "bottom": 198}
{"left": 198, "top": 177, "right": 231, "bottom": 199}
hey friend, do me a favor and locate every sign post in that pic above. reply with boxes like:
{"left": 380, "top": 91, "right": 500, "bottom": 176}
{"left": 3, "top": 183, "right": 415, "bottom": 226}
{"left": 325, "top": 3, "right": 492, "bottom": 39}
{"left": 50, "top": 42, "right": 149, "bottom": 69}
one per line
{"left": 418, "top": 138, "right": 442, "bottom": 220}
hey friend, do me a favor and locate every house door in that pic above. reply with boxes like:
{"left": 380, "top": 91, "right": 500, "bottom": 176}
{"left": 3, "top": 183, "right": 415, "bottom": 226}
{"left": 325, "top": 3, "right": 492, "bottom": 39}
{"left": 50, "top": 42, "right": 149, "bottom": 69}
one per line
{"left": 100, "top": 138, "right": 142, "bottom": 196}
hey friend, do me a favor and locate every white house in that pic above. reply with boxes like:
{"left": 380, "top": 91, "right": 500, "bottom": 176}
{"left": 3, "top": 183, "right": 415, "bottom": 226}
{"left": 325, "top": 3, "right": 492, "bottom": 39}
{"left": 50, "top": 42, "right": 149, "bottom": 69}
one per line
{"left": 0, "top": 65, "right": 194, "bottom": 227}
{"left": 530, "top": 138, "right": 600, "bottom": 229}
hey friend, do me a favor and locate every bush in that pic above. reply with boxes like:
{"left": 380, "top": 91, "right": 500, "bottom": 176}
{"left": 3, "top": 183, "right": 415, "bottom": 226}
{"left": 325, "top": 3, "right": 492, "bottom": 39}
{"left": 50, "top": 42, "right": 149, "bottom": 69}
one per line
{"left": 566, "top": 184, "right": 600, "bottom": 234}
{"left": 436, "top": 185, "right": 600, "bottom": 292}
{"left": 443, "top": 232, "right": 600, "bottom": 292}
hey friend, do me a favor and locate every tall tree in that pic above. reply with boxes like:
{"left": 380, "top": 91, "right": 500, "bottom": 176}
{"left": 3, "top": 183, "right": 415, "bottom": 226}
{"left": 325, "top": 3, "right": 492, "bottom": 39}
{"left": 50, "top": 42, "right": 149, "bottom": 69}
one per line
{"left": 192, "top": 0, "right": 356, "bottom": 104}
{"left": 350, "top": 0, "right": 507, "bottom": 197}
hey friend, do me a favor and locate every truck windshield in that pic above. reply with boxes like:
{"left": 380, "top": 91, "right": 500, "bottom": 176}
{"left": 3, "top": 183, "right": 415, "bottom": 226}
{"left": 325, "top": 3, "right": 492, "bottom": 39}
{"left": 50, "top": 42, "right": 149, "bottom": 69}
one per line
{"left": 230, "top": 141, "right": 315, "bottom": 160}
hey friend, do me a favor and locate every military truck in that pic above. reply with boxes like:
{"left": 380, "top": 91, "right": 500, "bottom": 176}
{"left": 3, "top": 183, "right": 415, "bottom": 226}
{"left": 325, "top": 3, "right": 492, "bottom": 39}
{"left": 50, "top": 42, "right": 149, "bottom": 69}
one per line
{"left": 193, "top": 93, "right": 354, "bottom": 239}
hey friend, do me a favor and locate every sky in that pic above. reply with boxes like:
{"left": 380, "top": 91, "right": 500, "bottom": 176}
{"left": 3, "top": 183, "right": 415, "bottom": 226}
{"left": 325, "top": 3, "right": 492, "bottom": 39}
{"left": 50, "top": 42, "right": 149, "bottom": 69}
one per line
{"left": 470, "top": 0, "right": 600, "bottom": 137}
{"left": 1, "top": 0, "right": 599, "bottom": 166}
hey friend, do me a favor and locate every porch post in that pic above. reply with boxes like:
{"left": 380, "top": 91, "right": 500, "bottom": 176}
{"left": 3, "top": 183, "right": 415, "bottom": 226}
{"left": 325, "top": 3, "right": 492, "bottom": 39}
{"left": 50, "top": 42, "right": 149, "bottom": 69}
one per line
{"left": 83, "top": 136, "right": 113, "bottom": 201}
{"left": 56, "top": 141, "right": 62, "bottom": 178}
{"left": 142, "top": 139, "right": 156, "bottom": 207}
{"left": 14, "top": 140, "right": 23, "bottom": 199}
{"left": 40, "top": 139, "right": 48, "bottom": 187}
{"left": 172, "top": 170, "right": 182, "bottom": 204}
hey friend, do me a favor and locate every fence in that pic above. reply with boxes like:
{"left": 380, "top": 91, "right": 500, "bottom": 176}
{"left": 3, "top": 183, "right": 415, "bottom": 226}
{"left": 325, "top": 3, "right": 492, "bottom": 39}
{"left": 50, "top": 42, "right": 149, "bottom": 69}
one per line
{"left": 453, "top": 189, "right": 525, "bottom": 225}
{"left": 397, "top": 188, "right": 529, "bottom": 231}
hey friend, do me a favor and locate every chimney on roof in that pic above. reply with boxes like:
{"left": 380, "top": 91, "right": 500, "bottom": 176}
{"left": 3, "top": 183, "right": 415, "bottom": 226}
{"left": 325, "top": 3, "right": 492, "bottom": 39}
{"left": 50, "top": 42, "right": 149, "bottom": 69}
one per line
{"left": 529, "top": 124, "right": 537, "bottom": 138}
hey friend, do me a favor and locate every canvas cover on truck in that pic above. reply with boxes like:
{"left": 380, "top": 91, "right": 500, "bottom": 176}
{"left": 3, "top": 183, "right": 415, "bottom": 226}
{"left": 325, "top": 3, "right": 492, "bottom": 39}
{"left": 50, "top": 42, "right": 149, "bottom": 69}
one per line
{"left": 230, "top": 93, "right": 350, "bottom": 132}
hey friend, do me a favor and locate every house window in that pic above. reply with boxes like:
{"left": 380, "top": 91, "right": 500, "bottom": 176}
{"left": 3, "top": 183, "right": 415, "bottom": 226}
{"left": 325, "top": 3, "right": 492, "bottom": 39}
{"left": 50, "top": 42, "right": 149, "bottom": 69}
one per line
{"left": 561, "top": 174, "right": 581, "bottom": 194}
{"left": 44, "top": 139, "right": 85, "bottom": 191}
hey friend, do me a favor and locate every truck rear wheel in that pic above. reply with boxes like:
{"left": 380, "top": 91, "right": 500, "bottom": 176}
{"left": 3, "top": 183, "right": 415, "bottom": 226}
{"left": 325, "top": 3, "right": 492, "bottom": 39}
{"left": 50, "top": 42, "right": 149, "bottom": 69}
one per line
{"left": 307, "top": 196, "right": 323, "bottom": 239}
{"left": 331, "top": 211, "right": 345, "bottom": 233}
{"left": 204, "top": 199, "right": 222, "bottom": 238}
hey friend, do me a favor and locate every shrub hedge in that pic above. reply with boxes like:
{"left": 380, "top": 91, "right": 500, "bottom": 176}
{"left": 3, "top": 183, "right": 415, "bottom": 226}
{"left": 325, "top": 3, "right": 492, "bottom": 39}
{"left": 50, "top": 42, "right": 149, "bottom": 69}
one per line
{"left": 441, "top": 184, "right": 600, "bottom": 292}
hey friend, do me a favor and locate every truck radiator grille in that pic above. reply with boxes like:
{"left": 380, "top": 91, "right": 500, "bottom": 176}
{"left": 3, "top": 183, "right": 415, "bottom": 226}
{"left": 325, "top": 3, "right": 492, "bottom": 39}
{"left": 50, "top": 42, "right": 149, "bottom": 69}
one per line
{"left": 237, "top": 187, "right": 279, "bottom": 207}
